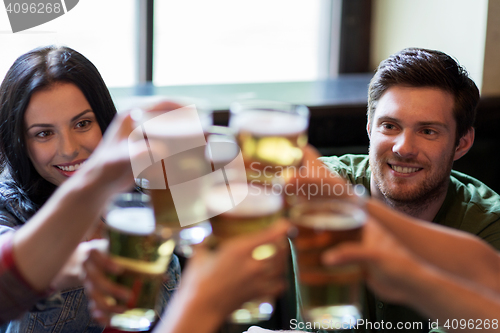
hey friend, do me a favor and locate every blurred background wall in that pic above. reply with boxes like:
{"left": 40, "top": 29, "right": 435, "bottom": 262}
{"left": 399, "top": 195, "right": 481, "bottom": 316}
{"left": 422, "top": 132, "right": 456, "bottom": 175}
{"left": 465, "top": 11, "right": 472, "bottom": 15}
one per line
{"left": 1, "top": 0, "right": 499, "bottom": 190}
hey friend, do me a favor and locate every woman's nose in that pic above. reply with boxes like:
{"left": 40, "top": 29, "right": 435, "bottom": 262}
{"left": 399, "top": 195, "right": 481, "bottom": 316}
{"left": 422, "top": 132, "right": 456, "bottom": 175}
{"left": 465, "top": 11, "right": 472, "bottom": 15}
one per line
{"left": 58, "top": 132, "right": 79, "bottom": 158}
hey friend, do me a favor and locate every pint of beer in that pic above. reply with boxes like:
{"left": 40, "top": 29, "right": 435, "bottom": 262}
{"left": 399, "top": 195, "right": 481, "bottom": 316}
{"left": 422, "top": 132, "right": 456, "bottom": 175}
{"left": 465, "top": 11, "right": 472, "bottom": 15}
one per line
{"left": 130, "top": 102, "right": 214, "bottom": 252}
{"left": 105, "top": 193, "right": 176, "bottom": 331}
{"left": 229, "top": 100, "right": 309, "bottom": 181}
{"left": 205, "top": 182, "right": 284, "bottom": 323}
{"left": 290, "top": 200, "right": 366, "bottom": 328}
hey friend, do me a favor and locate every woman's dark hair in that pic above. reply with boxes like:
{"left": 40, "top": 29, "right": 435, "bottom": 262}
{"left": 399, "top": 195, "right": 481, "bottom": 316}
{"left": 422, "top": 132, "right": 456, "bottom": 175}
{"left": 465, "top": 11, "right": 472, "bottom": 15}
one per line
{"left": 368, "top": 48, "right": 479, "bottom": 146}
{"left": 0, "top": 45, "right": 117, "bottom": 206}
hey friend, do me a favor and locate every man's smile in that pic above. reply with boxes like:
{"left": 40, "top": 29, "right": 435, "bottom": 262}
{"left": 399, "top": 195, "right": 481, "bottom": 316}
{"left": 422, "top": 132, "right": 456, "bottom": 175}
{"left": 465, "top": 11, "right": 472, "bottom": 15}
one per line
{"left": 388, "top": 163, "right": 423, "bottom": 175}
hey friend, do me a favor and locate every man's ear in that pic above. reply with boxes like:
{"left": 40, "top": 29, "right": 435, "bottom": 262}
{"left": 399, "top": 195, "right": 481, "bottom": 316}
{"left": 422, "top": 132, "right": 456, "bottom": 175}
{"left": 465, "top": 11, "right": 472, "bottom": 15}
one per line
{"left": 454, "top": 128, "right": 475, "bottom": 161}
{"left": 366, "top": 120, "right": 371, "bottom": 139}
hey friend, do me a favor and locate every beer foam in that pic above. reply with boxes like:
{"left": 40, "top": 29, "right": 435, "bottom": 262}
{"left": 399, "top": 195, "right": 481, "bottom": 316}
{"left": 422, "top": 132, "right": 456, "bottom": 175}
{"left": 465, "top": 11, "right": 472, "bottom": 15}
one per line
{"left": 299, "top": 213, "right": 363, "bottom": 230}
{"left": 107, "top": 208, "right": 156, "bottom": 235}
{"left": 145, "top": 119, "right": 203, "bottom": 138}
{"left": 231, "top": 110, "right": 308, "bottom": 136}
{"left": 206, "top": 183, "right": 283, "bottom": 217}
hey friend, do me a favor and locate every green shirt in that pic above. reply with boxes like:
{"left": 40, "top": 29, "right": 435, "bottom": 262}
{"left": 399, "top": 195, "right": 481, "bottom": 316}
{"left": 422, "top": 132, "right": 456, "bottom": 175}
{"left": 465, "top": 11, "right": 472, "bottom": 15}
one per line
{"left": 318, "top": 154, "right": 500, "bottom": 333}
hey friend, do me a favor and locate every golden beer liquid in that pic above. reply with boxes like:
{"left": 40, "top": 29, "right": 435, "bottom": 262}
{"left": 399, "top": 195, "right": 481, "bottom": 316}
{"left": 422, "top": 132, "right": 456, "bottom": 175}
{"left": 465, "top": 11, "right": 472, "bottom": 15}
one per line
{"left": 206, "top": 183, "right": 283, "bottom": 241}
{"left": 143, "top": 143, "right": 211, "bottom": 233}
{"left": 292, "top": 212, "right": 364, "bottom": 326}
{"left": 232, "top": 110, "right": 308, "bottom": 181}
{"left": 238, "top": 131, "right": 307, "bottom": 168}
{"left": 106, "top": 208, "right": 175, "bottom": 331}
{"left": 205, "top": 183, "right": 283, "bottom": 323}
{"left": 150, "top": 188, "right": 181, "bottom": 231}
{"left": 209, "top": 207, "right": 282, "bottom": 241}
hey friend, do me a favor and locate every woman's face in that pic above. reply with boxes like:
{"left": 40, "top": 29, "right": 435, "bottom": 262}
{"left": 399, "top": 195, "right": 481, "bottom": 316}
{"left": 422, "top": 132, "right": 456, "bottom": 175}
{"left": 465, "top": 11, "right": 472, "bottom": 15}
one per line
{"left": 24, "top": 82, "right": 103, "bottom": 186}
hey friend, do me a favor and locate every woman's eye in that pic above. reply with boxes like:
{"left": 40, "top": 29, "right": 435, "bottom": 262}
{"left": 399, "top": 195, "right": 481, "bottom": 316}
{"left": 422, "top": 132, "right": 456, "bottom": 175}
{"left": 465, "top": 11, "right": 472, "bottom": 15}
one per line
{"left": 35, "top": 131, "right": 52, "bottom": 138}
{"left": 76, "top": 120, "right": 91, "bottom": 128}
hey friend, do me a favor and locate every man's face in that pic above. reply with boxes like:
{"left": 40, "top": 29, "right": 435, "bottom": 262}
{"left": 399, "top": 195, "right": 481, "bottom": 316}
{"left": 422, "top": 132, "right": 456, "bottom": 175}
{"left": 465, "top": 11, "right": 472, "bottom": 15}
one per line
{"left": 368, "top": 86, "right": 462, "bottom": 204}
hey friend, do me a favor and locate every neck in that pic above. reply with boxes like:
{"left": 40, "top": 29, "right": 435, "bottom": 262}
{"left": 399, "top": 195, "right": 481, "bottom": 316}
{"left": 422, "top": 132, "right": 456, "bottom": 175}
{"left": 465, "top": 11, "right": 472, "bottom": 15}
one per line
{"left": 370, "top": 179, "right": 448, "bottom": 222}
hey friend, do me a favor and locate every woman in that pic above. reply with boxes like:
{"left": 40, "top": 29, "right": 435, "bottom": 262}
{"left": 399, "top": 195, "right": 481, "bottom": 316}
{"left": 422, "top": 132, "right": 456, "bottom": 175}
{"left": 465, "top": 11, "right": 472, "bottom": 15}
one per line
{"left": 0, "top": 46, "right": 180, "bottom": 333}
{"left": 0, "top": 111, "right": 139, "bottom": 323}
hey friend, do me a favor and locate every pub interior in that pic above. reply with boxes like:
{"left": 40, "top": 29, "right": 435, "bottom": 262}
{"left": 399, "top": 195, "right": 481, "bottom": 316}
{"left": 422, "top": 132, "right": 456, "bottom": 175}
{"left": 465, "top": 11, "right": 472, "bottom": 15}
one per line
{"left": 1, "top": 1, "right": 500, "bottom": 333}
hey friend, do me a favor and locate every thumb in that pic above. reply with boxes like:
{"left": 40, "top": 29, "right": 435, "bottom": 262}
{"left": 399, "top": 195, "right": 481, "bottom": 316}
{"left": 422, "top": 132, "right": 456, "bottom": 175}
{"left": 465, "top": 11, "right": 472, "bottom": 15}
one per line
{"left": 232, "top": 220, "right": 290, "bottom": 251}
{"left": 322, "top": 243, "right": 376, "bottom": 267}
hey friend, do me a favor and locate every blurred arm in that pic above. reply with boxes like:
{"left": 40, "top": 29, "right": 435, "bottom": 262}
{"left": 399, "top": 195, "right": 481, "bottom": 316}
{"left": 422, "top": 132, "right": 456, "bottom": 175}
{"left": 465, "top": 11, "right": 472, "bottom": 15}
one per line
{"left": 323, "top": 218, "right": 500, "bottom": 331}
{"left": 153, "top": 222, "right": 289, "bottom": 333}
{"left": 366, "top": 199, "right": 500, "bottom": 292}
{"left": 299, "top": 145, "right": 499, "bottom": 291}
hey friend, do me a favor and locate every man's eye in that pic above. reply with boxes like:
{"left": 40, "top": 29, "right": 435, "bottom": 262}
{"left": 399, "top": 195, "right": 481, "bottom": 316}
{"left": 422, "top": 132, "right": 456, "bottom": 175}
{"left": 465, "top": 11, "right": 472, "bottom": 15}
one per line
{"left": 382, "top": 123, "right": 395, "bottom": 130}
{"left": 422, "top": 129, "right": 437, "bottom": 135}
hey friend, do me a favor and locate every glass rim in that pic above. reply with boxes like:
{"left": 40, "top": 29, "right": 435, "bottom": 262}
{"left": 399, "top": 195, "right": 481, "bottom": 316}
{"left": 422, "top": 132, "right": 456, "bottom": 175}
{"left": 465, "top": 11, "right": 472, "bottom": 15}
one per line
{"left": 129, "top": 97, "right": 213, "bottom": 128}
{"left": 289, "top": 198, "right": 366, "bottom": 229}
{"left": 108, "top": 192, "right": 152, "bottom": 209}
{"left": 229, "top": 99, "right": 309, "bottom": 118}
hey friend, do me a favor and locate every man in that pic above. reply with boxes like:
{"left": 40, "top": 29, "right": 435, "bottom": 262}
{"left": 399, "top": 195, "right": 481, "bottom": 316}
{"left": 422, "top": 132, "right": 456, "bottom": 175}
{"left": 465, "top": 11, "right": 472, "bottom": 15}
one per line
{"left": 320, "top": 48, "right": 500, "bottom": 332}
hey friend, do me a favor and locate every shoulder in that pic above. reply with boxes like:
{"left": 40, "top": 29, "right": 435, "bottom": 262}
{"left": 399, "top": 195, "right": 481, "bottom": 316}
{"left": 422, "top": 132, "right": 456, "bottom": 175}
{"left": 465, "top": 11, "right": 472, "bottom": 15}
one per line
{"left": 319, "top": 154, "right": 369, "bottom": 173}
{"left": 319, "top": 154, "right": 370, "bottom": 187}
{"left": 436, "top": 170, "right": 500, "bottom": 249}
{"left": 448, "top": 170, "right": 500, "bottom": 213}
{"left": 0, "top": 181, "right": 36, "bottom": 229}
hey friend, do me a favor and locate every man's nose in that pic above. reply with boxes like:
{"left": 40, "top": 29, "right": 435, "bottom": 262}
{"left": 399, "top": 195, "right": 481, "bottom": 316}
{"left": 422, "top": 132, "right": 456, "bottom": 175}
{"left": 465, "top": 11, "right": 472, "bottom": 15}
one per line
{"left": 392, "top": 131, "right": 418, "bottom": 158}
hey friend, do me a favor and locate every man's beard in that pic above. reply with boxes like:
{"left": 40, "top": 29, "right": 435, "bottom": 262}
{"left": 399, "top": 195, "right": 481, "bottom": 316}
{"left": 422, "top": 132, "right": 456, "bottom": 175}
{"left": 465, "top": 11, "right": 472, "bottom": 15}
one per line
{"left": 369, "top": 148, "right": 453, "bottom": 217}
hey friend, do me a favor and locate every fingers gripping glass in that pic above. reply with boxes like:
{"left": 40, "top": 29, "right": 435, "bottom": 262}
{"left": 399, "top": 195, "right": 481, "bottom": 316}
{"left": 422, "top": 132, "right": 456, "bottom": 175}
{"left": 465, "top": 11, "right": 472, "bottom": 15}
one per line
{"left": 129, "top": 100, "right": 214, "bottom": 256}
{"left": 290, "top": 199, "right": 366, "bottom": 329}
{"left": 204, "top": 126, "right": 285, "bottom": 324}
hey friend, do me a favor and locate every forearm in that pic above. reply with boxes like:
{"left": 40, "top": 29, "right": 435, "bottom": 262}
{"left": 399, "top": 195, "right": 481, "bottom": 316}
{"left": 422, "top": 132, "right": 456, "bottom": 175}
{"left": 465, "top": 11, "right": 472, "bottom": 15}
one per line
{"left": 12, "top": 167, "right": 115, "bottom": 291}
{"left": 405, "top": 263, "right": 500, "bottom": 332}
{"left": 154, "top": 289, "right": 225, "bottom": 333}
{"left": 366, "top": 199, "right": 500, "bottom": 291}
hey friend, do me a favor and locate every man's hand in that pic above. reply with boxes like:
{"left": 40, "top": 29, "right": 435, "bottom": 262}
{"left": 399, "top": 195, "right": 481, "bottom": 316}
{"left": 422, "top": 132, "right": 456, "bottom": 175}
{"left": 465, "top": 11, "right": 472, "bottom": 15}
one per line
{"left": 155, "top": 221, "right": 290, "bottom": 333}
{"left": 286, "top": 145, "right": 352, "bottom": 201}
{"left": 322, "top": 217, "right": 427, "bottom": 305}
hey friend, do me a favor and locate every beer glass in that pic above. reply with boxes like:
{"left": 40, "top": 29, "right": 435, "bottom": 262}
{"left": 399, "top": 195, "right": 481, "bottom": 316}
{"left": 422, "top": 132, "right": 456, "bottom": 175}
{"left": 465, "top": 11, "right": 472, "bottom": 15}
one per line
{"left": 229, "top": 100, "right": 309, "bottom": 183}
{"left": 105, "top": 193, "right": 176, "bottom": 331}
{"left": 129, "top": 99, "right": 214, "bottom": 255}
{"left": 203, "top": 138, "right": 284, "bottom": 323}
{"left": 290, "top": 199, "right": 366, "bottom": 329}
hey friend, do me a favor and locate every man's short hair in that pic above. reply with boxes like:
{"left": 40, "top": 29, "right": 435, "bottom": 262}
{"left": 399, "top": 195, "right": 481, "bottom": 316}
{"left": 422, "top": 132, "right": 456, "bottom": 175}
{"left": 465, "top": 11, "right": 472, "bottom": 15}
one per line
{"left": 367, "top": 48, "right": 479, "bottom": 145}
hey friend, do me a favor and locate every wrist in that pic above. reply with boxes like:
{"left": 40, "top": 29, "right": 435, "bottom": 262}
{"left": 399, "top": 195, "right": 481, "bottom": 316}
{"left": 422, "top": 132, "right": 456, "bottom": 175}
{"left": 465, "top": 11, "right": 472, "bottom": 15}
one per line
{"left": 66, "top": 163, "right": 120, "bottom": 202}
{"left": 401, "top": 260, "right": 446, "bottom": 317}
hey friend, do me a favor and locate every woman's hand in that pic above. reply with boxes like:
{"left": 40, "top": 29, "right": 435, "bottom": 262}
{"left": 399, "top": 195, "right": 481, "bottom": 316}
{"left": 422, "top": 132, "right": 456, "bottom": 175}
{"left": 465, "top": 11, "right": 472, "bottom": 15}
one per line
{"left": 81, "top": 240, "right": 131, "bottom": 326}
{"left": 50, "top": 240, "right": 101, "bottom": 291}
{"left": 184, "top": 221, "right": 289, "bottom": 313}
{"left": 74, "top": 112, "right": 145, "bottom": 196}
